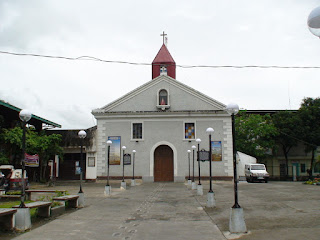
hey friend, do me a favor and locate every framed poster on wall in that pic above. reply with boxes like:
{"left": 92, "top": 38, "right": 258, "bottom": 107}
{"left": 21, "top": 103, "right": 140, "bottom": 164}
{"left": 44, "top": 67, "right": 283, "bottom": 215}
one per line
{"left": 212, "top": 141, "right": 222, "bottom": 161}
{"left": 108, "top": 136, "right": 121, "bottom": 165}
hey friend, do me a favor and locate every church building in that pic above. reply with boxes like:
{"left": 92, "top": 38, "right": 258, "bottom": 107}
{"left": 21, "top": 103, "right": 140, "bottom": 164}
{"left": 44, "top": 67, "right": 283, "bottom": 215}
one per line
{"left": 91, "top": 40, "right": 234, "bottom": 182}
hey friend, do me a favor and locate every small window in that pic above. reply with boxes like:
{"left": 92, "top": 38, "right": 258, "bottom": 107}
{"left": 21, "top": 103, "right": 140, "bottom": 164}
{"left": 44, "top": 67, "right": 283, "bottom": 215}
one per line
{"left": 185, "top": 123, "right": 195, "bottom": 139}
{"left": 159, "top": 89, "right": 168, "bottom": 105}
{"left": 300, "top": 163, "right": 306, "bottom": 173}
{"left": 132, "top": 123, "right": 143, "bottom": 139}
{"left": 88, "top": 157, "right": 95, "bottom": 167}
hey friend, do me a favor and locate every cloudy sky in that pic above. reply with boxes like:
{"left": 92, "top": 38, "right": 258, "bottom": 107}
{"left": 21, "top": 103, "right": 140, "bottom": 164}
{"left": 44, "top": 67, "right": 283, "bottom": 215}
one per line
{"left": 1, "top": 0, "right": 320, "bottom": 129}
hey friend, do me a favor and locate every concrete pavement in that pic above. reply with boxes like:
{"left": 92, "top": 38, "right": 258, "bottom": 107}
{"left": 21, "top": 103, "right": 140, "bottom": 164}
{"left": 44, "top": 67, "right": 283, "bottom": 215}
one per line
{"left": 11, "top": 181, "right": 226, "bottom": 240}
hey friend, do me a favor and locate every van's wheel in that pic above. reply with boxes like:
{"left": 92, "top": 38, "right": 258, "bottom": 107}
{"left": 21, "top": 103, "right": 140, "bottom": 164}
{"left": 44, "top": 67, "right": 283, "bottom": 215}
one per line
{"left": 265, "top": 180, "right": 268, "bottom": 183}
{"left": 246, "top": 178, "right": 250, "bottom": 183}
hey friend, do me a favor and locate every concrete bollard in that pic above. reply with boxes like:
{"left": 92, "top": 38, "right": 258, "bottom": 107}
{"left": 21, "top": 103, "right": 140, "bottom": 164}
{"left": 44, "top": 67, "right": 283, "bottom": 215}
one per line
{"left": 131, "top": 179, "right": 136, "bottom": 186}
{"left": 206, "top": 191, "right": 216, "bottom": 208}
{"left": 121, "top": 181, "right": 127, "bottom": 190}
{"left": 15, "top": 208, "right": 31, "bottom": 231}
{"left": 229, "top": 207, "right": 247, "bottom": 233}
{"left": 78, "top": 192, "right": 85, "bottom": 208}
{"left": 104, "top": 185, "right": 111, "bottom": 196}
{"left": 197, "top": 184, "right": 203, "bottom": 195}
{"left": 191, "top": 182, "right": 197, "bottom": 190}
{"left": 187, "top": 179, "right": 192, "bottom": 186}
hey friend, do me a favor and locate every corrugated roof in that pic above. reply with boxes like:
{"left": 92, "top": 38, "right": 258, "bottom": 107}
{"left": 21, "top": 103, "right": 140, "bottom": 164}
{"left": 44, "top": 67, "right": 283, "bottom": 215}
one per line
{"left": 0, "top": 100, "right": 61, "bottom": 128}
{"left": 152, "top": 44, "right": 175, "bottom": 63}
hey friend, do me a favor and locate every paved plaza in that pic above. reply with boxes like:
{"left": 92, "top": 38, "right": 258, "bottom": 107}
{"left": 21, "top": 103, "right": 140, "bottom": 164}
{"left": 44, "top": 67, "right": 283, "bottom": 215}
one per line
{"left": 2, "top": 180, "right": 320, "bottom": 240}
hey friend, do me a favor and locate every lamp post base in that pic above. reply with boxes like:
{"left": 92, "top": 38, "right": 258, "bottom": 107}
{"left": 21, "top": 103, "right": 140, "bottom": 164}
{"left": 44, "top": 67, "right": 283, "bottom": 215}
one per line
{"left": 191, "top": 181, "right": 197, "bottom": 190}
{"left": 197, "top": 184, "right": 203, "bottom": 196}
{"left": 206, "top": 191, "right": 216, "bottom": 208}
{"left": 121, "top": 181, "right": 127, "bottom": 190}
{"left": 77, "top": 192, "right": 85, "bottom": 208}
{"left": 104, "top": 185, "right": 111, "bottom": 196}
{"left": 229, "top": 207, "right": 247, "bottom": 233}
{"left": 15, "top": 208, "right": 31, "bottom": 231}
{"left": 131, "top": 179, "right": 136, "bottom": 186}
{"left": 187, "top": 179, "right": 192, "bottom": 186}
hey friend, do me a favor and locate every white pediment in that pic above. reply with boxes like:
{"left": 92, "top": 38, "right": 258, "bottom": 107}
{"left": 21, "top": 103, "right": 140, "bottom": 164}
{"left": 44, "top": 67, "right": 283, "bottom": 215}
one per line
{"left": 92, "top": 75, "right": 226, "bottom": 114}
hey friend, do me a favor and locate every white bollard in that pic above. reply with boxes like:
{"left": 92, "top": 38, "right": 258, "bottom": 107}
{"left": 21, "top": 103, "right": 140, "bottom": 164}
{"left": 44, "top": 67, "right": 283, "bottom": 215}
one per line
{"left": 197, "top": 184, "right": 203, "bottom": 195}
{"left": 229, "top": 207, "right": 247, "bottom": 233}
{"left": 192, "top": 181, "right": 197, "bottom": 190}
{"left": 78, "top": 192, "right": 85, "bottom": 208}
{"left": 187, "top": 179, "right": 192, "bottom": 186}
{"left": 131, "top": 179, "right": 136, "bottom": 186}
{"left": 206, "top": 191, "right": 216, "bottom": 208}
{"left": 121, "top": 181, "right": 127, "bottom": 190}
{"left": 15, "top": 208, "right": 31, "bottom": 231}
{"left": 104, "top": 185, "right": 111, "bottom": 196}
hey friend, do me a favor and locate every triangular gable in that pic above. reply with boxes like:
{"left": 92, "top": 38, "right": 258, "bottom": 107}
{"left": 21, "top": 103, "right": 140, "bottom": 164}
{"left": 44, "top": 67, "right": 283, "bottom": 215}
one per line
{"left": 92, "top": 75, "right": 226, "bottom": 113}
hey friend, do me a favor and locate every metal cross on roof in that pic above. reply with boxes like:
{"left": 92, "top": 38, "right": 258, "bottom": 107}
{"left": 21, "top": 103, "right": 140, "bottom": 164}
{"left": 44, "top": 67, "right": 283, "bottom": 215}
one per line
{"left": 160, "top": 31, "right": 167, "bottom": 44}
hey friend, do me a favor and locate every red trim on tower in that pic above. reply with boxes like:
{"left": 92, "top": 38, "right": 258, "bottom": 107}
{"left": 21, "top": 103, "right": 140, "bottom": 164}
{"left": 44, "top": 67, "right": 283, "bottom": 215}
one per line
{"left": 152, "top": 44, "right": 176, "bottom": 79}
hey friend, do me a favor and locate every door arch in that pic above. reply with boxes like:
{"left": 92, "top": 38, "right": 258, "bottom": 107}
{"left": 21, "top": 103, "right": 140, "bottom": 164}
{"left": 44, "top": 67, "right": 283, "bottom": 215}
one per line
{"left": 154, "top": 145, "right": 174, "bottom": 182}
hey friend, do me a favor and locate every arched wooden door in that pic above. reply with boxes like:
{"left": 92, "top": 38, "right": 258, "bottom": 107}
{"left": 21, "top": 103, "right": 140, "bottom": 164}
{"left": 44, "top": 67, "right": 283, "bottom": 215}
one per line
{"left": 154, "top": 145, "right": 174, "bottom": 182}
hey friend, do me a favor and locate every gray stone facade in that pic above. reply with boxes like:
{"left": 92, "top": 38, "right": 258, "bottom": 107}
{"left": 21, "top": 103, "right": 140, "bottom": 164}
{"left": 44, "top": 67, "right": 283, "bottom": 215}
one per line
{"left": 91, "top": 75, "right": 234, "bottom": 182}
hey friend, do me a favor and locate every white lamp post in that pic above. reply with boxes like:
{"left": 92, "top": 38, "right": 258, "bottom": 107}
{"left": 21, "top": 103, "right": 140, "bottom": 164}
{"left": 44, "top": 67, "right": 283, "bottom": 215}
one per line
{"left": 121, "top": 146, "right": 127, "bottom": 189}
{"left": 196, "top": 138, "right": 203, "bottom": 195}
{"left": 78, "top": 130, "right": 86, "bottom": 207}
{"left": 187, "top": 150, "right": 192, "bottom": 186}
{"left": 191, "top": 145, "right": 197, "bottom": 190}
{"left": 105, "top": 140, "right": 112, "bottom": 196}
{"left": 206, "top": 127, "right": 215, "bottom": 207}
{"left": 18, "top": 109, "right": 32, "bottom": 208}
{"left": 308, "top": 6, "right": 320, "bottom": 38}
{"left": 131, "top": 150, "right": 136, "bottom": 186}
{"left": 15, "top": 109, "right": 32, "bottom": 231}
{"left": 226, "top": 103, "right": 247, "bottom": 233}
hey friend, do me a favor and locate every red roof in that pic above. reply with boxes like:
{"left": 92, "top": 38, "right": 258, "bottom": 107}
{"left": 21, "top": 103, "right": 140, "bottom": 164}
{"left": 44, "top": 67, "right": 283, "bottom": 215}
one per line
{"left": 152, "top": 44, "right": 175, "bottom": 63}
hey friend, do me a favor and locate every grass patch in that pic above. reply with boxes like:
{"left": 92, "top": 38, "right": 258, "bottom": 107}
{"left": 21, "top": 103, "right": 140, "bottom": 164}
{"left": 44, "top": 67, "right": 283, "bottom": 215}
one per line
{"left": 0, "top": 200, "right": 33, "bottom": 208}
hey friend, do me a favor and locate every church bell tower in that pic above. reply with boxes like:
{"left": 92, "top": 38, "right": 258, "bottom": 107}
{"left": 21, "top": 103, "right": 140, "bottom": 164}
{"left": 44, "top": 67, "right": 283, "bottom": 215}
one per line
{"left": 152, "top": 32, "right": 176, "bottom": 79}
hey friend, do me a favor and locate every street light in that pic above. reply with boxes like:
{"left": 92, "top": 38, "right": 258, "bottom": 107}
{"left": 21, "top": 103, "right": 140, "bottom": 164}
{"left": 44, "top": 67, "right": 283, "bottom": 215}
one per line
{"left": 187, "top": 150, "right": 191, "bottom": 186}
{"left": 105, "top": 140, "right": 112, "bottom": 195}
{"left": 78, "top": 130, "right": 86, "bottom": 207}
{"left": 19, "top": 109, "right": 32, "bottom": 208}
{"left": 308, "top": 6, "right": 320, "bottom": 38}
{"left": 226, "top": 103, "right": 247, "bottom": 233}
{"left": 191, "top": 145, "right": 197, "bottom": 190}
{"left": 206, "top": 127, "right": 215, "bottom": 207}
{"left": 196, "top": 138, "right": 203, "bottom": 195}
{"left": 121, "top": 146, "right": 126, "bottom": 189}
{"left": 131, "top": 150, "right": 136, "bottom": 186}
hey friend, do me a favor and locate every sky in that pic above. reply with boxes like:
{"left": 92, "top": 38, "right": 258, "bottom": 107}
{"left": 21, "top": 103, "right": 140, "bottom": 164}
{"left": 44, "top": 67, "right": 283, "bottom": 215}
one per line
{"left": 1, "top": 0, "right": 320, "bottom": 129}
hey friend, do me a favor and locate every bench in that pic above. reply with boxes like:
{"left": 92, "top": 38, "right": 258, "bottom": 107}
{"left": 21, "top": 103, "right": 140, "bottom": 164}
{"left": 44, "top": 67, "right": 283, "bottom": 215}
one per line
{"left": 13, "top": 201, "right": 52, "bottom": 218}
{"left": 0, "top": 208, "right": 17, "bottom": 230}
{"left": 0, "top": 194, "right": 21, "bottom": 201}
{"left": 25, "top": 190, "right": 67, "bottom": 200}
{"left": 53, "top": 195, "right": 79, "bottom": 208}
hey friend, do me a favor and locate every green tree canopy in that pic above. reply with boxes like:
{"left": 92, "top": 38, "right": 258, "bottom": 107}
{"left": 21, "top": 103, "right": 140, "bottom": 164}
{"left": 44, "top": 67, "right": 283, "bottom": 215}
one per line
{"left": 235, "top": 112, "right": 278, "bottom": 159}
{"left": 298, "top": 97, "right": 320, "bottom": 178}
{"left": 0, "top": 127, "right": 63, "bottom": 180}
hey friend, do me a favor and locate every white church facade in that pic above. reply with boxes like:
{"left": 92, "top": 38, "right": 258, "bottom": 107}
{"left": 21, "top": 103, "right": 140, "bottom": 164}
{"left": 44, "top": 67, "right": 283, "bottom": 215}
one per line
{"left": 88, "top": 43, "right": 235, "bottom": 182}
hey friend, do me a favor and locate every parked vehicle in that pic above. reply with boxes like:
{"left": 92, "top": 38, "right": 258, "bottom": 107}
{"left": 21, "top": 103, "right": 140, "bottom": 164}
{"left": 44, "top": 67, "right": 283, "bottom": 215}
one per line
{"left": 245, "top": 163, "right": 269, "bottom": 183}
{"left": 0, "top": 165, "right": 29, "bottom": 192}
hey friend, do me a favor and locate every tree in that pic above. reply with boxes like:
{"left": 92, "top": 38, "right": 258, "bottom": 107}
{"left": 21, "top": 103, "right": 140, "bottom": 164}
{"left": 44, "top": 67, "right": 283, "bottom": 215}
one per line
{"left": 0, "top": 127, "right": 63, "bottom": 181}
{"left": 272, "top": 111, "right": 301, "bottom": 178}
{"left": 235, "top": 112, "right": 278, "bottom": 159}
{"left": 298, "top": 97, "right": 320, "bottom": 179}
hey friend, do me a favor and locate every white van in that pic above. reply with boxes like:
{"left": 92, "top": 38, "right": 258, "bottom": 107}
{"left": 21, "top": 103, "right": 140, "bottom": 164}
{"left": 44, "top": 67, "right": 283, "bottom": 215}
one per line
{"left": 245, "top": 164, "right": 269, "bottom": 183}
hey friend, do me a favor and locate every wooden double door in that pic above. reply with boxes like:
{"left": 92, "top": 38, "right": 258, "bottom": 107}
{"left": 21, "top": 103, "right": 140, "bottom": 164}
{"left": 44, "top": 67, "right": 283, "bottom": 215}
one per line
{"left": 154, "top": 145, "right": 174, "bottom": 182}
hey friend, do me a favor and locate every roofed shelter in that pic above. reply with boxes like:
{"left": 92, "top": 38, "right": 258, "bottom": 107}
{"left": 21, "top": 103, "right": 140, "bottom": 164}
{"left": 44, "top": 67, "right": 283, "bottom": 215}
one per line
{"left": 0, "top": 100, "right": 61, "bottom": 131}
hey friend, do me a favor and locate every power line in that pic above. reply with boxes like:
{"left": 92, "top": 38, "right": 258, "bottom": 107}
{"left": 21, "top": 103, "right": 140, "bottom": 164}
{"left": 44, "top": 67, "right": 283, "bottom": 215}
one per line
{"left": 1, "top": 50, "right": 320, "bottom": 69}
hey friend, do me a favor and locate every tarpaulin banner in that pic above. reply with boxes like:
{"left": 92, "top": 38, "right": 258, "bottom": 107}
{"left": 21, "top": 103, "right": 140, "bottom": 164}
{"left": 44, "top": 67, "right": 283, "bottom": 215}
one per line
{"left": 25, "top": 153, "right": 39, "bottom": 167}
